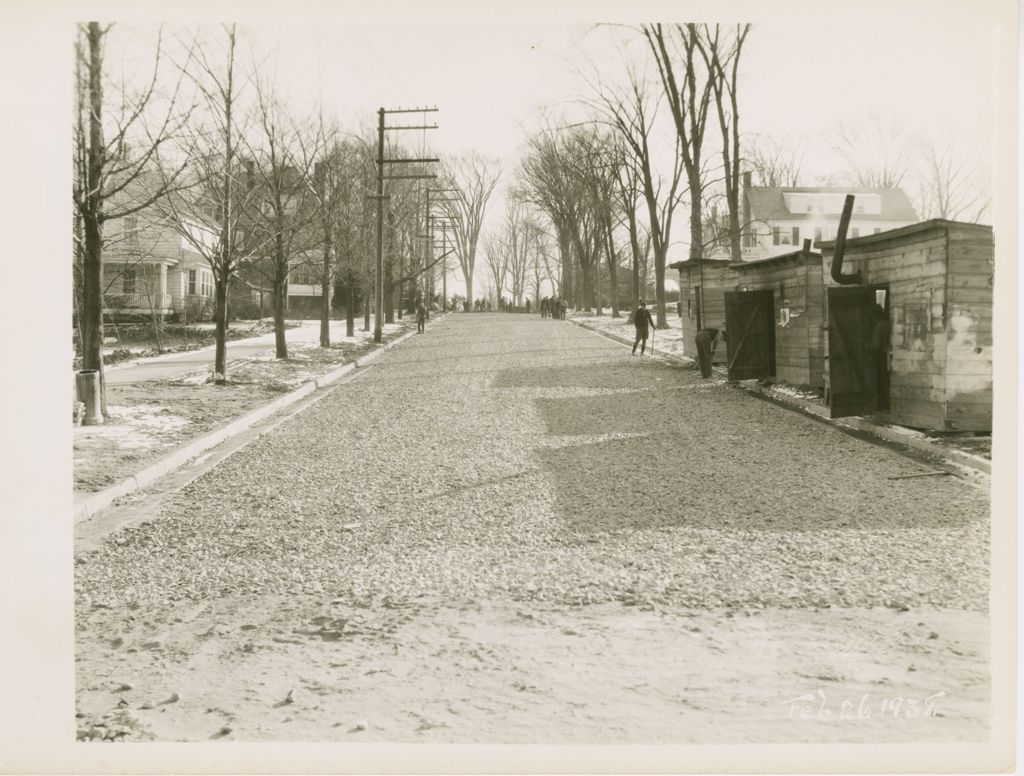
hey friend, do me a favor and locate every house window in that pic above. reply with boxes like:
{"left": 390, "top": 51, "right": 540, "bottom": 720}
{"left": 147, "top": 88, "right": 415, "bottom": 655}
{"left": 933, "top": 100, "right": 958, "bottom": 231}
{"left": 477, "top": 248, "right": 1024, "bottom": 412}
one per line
{"left": 122, "top": 269, "right": 136, "bottom": 295}
{"left": 201, "top": 271, "right": 214, "bottom": 297}
{"left": 791, "top": 226, "right": 800, "bottom": 245}
{"left": 873, "top": 228, "right": 881, "bottom": 235}
{"left": 188, "top": 269, "right": 197, "bottom": 295}
{"left": 851, "top": 227, "right": 860, "bottom": 238}
{"left": 814, "top": 227, "right": 823, "bottom": 243}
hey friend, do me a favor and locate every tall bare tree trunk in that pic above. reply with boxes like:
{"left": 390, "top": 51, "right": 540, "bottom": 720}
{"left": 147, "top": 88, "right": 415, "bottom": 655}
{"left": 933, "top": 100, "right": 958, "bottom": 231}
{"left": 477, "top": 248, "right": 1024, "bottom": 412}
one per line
{"left": 213, "top": 274, "right": 229, "bottom": 381}
{"left": 557, "top": 227, "right": 572, "bottom": 301}
{"left": 82, "top": 22, "right": 108, "bottom": 416}
{"left": 606, "top": 220, "right": 620, "bottom": 318}
{"left": 273, "top": 276, "right": 288, "bottom": 359}
{"left": 345, "top": 271, "right": 355, "bottom": 338}
{"left": 654, "top": 244, "right": 668, "bottom": 328}
{"left": 319, "top": 242, "right": 332, "bottom": 347}
{"left": 363, "top": 278, "right": 371, "bottom": 332}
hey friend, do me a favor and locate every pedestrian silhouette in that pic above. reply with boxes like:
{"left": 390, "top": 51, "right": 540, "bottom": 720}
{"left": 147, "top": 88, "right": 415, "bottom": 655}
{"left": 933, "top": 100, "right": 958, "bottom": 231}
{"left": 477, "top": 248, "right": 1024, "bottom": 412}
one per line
{"left": 631, "top": 300, "right": 656, "bottom": 355}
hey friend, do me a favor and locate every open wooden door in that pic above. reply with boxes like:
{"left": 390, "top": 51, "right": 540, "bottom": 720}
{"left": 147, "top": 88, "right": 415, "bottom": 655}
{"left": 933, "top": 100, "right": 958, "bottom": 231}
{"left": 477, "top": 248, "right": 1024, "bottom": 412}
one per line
{"left": 827, "top": 286, "right": 878, "bottom": 418}
{"left": 724, "top": 290, "right": 775, "bottom": 381}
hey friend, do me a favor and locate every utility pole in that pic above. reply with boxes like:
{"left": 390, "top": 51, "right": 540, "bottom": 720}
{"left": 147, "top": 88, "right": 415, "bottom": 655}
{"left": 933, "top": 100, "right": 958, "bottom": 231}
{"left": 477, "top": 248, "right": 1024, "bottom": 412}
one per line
{"left": 440, "top": 221, "right": 449, "bottom": 309}
{"left": 424, "top": 187, "right": 457, "bottom": 316}
{"left": 372, "top": 106, "right": 439, "bottom": 343}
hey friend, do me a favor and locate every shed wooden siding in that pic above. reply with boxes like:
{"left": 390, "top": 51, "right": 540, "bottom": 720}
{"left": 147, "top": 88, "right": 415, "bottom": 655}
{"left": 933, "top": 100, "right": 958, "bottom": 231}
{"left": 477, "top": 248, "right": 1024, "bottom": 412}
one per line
{"left": 675, "top": 262, "right": 734, "bottom": 362}
{"left": 943, "top": 225, "right": 994, "bottom": 430}
{"left": 733, "top": 253, "right": 825, "bottom": 387}
{"left": 820, "top": 220, "right": 992, "bottom": 431}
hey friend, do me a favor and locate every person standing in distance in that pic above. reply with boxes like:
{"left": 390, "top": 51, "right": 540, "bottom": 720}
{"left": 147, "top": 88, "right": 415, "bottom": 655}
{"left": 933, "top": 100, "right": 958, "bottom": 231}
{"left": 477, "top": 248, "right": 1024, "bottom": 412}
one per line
{"left": 631, "top": 300, "right": 656, "bottom": 355}
{"left": 416, "top": 301, "right": 427, "bottom": 334}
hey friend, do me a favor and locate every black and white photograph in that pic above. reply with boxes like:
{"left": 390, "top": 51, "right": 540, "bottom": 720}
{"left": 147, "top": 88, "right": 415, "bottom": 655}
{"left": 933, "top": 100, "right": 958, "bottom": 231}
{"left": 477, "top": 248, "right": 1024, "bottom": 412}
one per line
{"left": 0, "top": 0, "right": 1017, "bottom": 772}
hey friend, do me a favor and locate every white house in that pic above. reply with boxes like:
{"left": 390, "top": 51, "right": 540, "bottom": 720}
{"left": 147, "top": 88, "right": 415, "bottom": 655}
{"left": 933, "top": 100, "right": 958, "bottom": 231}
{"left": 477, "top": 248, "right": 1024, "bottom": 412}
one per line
{"left": 736, "top": 173, "right": 919, "bottom": 260}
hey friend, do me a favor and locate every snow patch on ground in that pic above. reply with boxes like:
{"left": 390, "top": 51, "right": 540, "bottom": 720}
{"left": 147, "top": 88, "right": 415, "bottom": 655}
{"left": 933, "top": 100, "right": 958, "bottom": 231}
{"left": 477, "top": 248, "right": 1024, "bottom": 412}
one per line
{"left": 76, "top": 405, "right": 190, "bottom": 450}
{"left": 769, "top": 384, "right": 821, "bottom": 401}
{"left": 883, "top": 424, "right": 929, "bottom": 438}
{"left": 569, "top": 311, "right": 696, "bottom": 364}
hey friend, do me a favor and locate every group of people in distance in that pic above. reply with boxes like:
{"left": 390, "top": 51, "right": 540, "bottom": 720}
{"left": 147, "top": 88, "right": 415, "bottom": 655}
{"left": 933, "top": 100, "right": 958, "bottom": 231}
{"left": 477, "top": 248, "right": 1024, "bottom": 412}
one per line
{"left": 539, "top": 296, "right": 568, "bottom": 320}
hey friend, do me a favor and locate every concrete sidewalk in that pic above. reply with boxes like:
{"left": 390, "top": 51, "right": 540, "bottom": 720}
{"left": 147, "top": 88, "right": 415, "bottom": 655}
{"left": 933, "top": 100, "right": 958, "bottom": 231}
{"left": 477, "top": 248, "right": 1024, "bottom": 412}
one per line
{"left": 103, "top": 319, "right": 398, "bottom": 385}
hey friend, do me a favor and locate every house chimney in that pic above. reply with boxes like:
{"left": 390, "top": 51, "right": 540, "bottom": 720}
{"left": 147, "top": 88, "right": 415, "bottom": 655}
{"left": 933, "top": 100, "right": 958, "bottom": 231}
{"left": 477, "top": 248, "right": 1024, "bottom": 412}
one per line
{"left": 743, "top": 171, "right": 752, "bottom": 190}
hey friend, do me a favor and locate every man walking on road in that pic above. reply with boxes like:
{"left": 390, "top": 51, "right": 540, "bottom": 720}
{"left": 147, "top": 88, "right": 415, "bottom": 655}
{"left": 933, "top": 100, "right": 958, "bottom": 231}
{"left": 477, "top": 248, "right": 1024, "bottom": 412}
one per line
{"left": 416, "top": 301, "right": 427, "bottom": 334}
{"left": 631, "top": 300, "right": 656, "bottom": 355}
{"left": 695, "top": 324, "right": 725, "bottom": 377}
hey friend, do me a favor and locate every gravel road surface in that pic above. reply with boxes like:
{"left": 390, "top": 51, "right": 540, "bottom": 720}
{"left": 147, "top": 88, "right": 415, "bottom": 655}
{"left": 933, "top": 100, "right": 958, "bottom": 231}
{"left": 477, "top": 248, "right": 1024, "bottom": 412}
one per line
{"left": 74, "top": 313, "right": 990, "bottom": 744}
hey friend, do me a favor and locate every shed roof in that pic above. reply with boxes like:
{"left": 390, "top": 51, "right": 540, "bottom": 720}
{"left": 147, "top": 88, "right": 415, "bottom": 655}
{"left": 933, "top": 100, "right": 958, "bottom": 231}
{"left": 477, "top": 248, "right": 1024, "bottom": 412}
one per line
{"left": 668, "top": 258, "right": 734, "bottom": 270}
{"left": 745, "top": 186, "right": 918, "bottom": 223}
{"left": 816, "top": 219, "right": 993, "bottom": 252}
{"left": 730, "top": 248, "right": 822, "bottom": 271}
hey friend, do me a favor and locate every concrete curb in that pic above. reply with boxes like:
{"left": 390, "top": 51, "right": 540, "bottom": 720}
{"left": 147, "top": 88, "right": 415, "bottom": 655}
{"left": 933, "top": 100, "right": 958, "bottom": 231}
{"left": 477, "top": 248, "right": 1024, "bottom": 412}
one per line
{"left": 73, "top": 322, "right": 426, "bottom": 523}
{"left": 568, "top": 317, "right": 989, "bottom": 476}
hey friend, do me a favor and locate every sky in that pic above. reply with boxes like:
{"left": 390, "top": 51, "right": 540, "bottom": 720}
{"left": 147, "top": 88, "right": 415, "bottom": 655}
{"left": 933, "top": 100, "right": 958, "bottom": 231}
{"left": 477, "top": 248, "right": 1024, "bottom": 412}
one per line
{"left": 100, "top": 6, "right": 1004, "bottom": 297}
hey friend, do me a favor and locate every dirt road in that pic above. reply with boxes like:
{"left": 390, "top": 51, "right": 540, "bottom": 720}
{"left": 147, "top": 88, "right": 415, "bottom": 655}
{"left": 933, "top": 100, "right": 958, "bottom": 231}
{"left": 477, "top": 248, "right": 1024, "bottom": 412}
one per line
{"left": 74, "top": 313, "right": 990, "bottom": 743}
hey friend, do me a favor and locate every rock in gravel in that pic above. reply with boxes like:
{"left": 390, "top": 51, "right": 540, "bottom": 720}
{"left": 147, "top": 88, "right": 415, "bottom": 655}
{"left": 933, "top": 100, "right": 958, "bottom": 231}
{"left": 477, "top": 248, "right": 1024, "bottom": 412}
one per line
{"left": 160, "top": 692, "right": 180, "bottom": 705}
{"left": 348, "top": 721, "right": 367, "bottom": 733}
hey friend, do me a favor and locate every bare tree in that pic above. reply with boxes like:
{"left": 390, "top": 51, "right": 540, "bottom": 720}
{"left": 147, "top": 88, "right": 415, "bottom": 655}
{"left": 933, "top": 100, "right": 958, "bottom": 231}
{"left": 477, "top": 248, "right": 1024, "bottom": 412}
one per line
{"left": 73, "top": 22, "right": 194, "bottom": 416}
{"left": 440, "top": 153, "right": 501, "bottom": 306}
{"left": 746, "top": 133, "right": 804, "bottom": 188}
{"left": 642, "top": 23, "right": 716, "bottom": 265}
{"left": 833, "top": 114, "right": 911, "bottom": 188}
{"left": 913, "top": 135, "right": 990, "bottom": 223}
{"left": 481, "top": 230, "right": 509, "bottom": 304}
{"left": 698, "top": 23, "right": 751, "bottom": 262}
{"left": 156, "top": 24, "right": 259, "bottom": 383}
{"left": 591, "top": 60, "right": 684, "bottom": 327}
{"left": 237, "top": 77, "right": 321, "bottom": 359}
{"left": 500, "top": 197, "right": 541, "bottom": 307}
{"left": 299, "top": 117, "right": 349, "bottom": 347}
{"left": 520, "top": 130, "right": 577, "bottom": 303}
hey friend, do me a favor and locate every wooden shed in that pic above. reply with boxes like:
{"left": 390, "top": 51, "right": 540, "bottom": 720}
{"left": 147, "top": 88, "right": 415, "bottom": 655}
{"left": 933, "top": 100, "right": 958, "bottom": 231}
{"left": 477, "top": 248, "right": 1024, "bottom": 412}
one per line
{"left": 727, "top": 247, "right": 826, "bottom": 388}
{"left": 668, "top": 258, "right": 735, "bottom": 363}
{"left": 817, "top": 220, "right": 993, "bottom": 431}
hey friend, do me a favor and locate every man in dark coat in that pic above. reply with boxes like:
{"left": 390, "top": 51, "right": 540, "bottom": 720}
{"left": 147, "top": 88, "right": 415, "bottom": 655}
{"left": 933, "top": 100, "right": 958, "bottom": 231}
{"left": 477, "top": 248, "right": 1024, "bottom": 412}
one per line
{"left": 416, "top": 301, "right": 427, "bottom": 334}
{"left": 631, "top": 300, "right": 656, "bottom": 355}
{"left": 695, "top": 324, "right": 725, "bottom": 377}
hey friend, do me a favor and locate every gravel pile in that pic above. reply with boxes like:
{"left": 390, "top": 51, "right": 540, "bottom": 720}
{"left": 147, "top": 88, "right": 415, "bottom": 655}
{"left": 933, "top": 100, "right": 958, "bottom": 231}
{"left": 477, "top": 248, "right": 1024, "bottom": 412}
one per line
{"left": 76, "top": 314, "right": 990, "bottom": 614}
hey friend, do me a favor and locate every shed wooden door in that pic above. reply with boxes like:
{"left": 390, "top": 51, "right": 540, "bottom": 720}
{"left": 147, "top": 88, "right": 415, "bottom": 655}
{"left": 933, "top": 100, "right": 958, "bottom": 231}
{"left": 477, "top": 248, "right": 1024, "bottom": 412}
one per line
{"left": 724, "top": 290, "right": 775, "bottom": 380}
{"left": 827, "top": 286, "right": 877, "bottom": 418}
